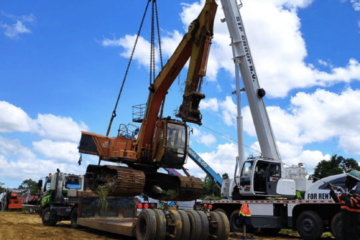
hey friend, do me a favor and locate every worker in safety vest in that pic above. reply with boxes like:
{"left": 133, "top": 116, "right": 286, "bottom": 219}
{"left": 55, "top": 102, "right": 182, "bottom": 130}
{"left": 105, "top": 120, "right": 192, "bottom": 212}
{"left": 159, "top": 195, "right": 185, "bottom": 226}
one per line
{"left": 236, "top": 203, "right": 251, "bottom": 226}
{"left": 329, "top": 170, "right": 360, "bottom": 240}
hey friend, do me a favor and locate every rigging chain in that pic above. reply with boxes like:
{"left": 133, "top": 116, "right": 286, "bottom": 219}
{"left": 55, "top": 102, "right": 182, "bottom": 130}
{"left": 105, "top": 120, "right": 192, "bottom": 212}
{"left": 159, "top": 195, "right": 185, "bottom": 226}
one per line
{"left": 106, "top": 1, "right": 151, "bottom": 136}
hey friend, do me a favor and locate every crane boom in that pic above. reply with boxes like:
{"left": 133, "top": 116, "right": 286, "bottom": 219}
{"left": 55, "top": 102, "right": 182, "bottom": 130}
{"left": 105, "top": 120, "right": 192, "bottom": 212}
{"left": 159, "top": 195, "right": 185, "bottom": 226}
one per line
{"left": 220, "top": 0, "right": 280, "bottom": 161}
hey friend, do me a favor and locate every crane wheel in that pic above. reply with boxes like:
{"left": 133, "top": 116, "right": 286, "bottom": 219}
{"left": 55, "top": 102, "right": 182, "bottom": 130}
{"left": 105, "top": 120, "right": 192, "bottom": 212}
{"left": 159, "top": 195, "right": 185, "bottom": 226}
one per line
{"left": 41, "top": 207, "right": 57, "bottom": 226}
{"left": 331, "top": 212, "right": 342, "bottom": 240}
{"left": 135, "top": 209, "right": 157, "bottom": 240}
{"left": 229, "top": 210, "right": 242, "bottom": 232}
{"left": 178, "top": 210, "right": 190, "bottom": 240}
{"left": 153, "top": 209, "right": 166, "bottom": 240}
{"left": 296, "top": 210, "right": 324, "bottom": 240}
{"left": 167, "top": 210, "right": 182, "bottom": 240}
{"left": 197, "top": 210, "right": 210, "bottom": 240}
{"left": 185, "top": 210, "right": 202, "bottom": 240}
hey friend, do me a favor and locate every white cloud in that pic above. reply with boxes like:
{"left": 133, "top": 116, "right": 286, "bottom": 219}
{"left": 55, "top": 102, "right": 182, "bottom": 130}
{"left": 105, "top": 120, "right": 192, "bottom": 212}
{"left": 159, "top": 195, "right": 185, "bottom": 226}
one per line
{"left": 0, "top": 136, "right": 36, "bottom": 159}
{"left": 191, "top": 127, "right": 216, "bottom": 146}
{"left": 200, "top": 98, "right": 219, "bottom": 112}
{"left": 185, "top": 142, "right": 238, "bottom": 178}
{"left": 0, "top": 101, "right": 35, "bottom": 132}
{"left": 33, "top": 140, "right": 80, "bottom": 163}
{"left": 0, "top": 12, "right": 35, "bottom": 39}
{"left": 0, "top": 101, "right": 88, "bottom": 142}
{"left": 219, "top": 96, "right": 237, "bottom": 126}
{"left": 318, "top": 59, "right": 328, "bottom": 66}
{"left": 177, "top": 0, "right": 360, "bottom": 97}
{"left": 351, "top": 0, "right": 360, "bottom": 11}
{"left": 34, "top": 114, "right": 89, "bottom": 142}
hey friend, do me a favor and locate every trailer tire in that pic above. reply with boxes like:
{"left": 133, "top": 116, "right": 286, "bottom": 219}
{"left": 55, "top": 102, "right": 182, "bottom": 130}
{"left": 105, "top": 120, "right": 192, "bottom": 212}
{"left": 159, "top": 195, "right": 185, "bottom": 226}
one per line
{"left": 197, "top": 210, "right": 209, "bottom": 240}
{"left": 135, "top": 209, "right": 157, "bottom": 240}
{"left": 168, "top": 210, "right": 182, "bottom": 240}
{"left": 178, "top": 210, "right": 190, "bottom": 240}
{"left": 296, "top": 210, "right": 324, "bottom": 240}
{"left": 153, "top": 209, "right": 166, "bottom": 240}
{"left": 217, "top": 212, "right": 230, "bottom": 239}
{"left": 214, "top": 208, "right": 227, "bottom": 216}
{"left": 331, "top": 212, "right": 342, "bottom": 240}
{"left": 70, "top": 207, "right": 79, "bottom": 229}
{"left": 42, "top": 207, "right": 57, "bottom": 226}
{"left": 186, "top": 210, "right": 202, "bottom": 240}
{"left": 209, "top": 212, "right": 230, "bottom": 240}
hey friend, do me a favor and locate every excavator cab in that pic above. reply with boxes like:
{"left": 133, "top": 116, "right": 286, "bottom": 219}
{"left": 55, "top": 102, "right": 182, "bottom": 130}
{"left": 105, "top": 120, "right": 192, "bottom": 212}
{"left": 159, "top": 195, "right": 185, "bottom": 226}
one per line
{"left": 152, "top": 119, "right": 187, "bottom": 169}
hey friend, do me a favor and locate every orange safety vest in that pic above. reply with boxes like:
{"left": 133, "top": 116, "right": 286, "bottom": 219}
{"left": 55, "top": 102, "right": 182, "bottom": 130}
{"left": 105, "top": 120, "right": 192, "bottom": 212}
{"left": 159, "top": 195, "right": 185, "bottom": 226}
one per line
{"left": 239, "top": 203, "right": 251, "bottom": 217}
{"left": 337, "top": 195, "right": 360, "bottom": 213}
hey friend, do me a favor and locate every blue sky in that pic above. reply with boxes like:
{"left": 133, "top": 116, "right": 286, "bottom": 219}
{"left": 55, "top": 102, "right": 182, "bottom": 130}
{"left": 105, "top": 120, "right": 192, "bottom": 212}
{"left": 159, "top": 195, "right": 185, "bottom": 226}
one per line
{"left": 1, "top": 0, "right": 360, "bottom": 188}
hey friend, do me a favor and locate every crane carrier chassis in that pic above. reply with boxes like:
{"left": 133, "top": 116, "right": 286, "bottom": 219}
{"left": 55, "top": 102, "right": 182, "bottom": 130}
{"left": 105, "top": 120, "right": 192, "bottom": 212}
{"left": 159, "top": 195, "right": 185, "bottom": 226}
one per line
{"left": 74, "top": 191, "right": 230, "bottom": 240}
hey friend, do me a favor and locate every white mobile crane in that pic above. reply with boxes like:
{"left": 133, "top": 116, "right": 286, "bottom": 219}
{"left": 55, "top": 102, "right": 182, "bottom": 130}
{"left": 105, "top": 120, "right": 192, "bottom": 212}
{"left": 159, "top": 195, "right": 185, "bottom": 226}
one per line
{"left": 220, "top": 0, "right": 296, "bottom": 199}
{"left": 201, "top": 1, "right": 347, "bottom": 239}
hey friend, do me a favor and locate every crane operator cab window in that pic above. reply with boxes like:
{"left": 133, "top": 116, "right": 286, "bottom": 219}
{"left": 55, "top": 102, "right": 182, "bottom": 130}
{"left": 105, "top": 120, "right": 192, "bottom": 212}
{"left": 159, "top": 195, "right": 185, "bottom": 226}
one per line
{"left": 254, "top": 161, "right": 269, "bottom": 193}
{"left": 162, "top": 123, "right": 187, "bottom": 168}
{"left": 240, "top": 161, "right": 254, "bottom": 189}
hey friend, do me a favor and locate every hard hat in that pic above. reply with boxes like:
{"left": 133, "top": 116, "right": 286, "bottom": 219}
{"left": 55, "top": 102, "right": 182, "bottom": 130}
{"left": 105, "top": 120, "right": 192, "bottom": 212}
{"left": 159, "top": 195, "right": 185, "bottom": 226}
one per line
{"left": 346, "top": 170, "right": 360, "bottom": 181}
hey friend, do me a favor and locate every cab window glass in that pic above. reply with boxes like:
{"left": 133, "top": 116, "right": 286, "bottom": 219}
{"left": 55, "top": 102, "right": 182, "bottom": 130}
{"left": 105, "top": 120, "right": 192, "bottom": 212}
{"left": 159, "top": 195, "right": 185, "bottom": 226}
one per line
{"left": 269, "top": 164, "right": 281, "bottom": 177}
{"left": 65, "top": 178, "right": 81, "bottom": 189}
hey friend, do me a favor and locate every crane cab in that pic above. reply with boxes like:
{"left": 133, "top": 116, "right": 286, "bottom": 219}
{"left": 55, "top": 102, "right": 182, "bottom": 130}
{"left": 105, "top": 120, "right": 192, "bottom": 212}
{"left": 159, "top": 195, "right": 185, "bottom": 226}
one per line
{"left": 152, "top": 119, "right": 188, "bottom": 169}
{"left": 239, "top": 157, "right": 296, "bottom": 198}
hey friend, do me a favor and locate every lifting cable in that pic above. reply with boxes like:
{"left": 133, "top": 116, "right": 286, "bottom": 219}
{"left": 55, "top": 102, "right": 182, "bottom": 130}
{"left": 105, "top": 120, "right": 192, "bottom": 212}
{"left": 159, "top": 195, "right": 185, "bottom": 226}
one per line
{"left": 106, "top": 1, "right": 151, "bottom": 136}
{"left": 201, "top": 125, "right": 262, "bottom": 155}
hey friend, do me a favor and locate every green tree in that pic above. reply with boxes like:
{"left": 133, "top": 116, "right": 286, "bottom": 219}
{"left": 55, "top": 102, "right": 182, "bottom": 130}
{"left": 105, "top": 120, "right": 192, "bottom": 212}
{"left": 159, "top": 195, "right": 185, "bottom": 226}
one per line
{"left": 0, "top": 182, "right": 5, "bottom": 193}
{"left": 18, "top": 179, "right": 38, "bottom": 194}
{"left": 222, "top": 173, "right": 229, "bottom": 180}
{"left": 313, "top": 155, "right": 360, "bottom": 180}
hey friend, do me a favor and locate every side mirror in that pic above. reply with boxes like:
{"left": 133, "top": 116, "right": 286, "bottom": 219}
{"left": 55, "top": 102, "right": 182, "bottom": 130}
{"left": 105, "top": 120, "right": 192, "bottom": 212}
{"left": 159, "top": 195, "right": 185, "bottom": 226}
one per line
{"left": 37, "top": 180, "right": 43, "bottom": 190}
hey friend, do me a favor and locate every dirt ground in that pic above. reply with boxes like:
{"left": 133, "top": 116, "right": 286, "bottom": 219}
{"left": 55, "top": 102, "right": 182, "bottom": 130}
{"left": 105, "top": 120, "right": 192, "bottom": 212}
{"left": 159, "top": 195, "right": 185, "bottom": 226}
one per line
{"left": 0, "top": 212, "right": 334, "bottom": 240}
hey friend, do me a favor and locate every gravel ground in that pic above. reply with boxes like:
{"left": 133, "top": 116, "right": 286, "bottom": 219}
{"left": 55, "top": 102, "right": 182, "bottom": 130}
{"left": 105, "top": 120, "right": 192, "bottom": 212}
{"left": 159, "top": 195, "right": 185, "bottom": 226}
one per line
{"left": 0, "top": 212, "right": 335, "bottom": 240}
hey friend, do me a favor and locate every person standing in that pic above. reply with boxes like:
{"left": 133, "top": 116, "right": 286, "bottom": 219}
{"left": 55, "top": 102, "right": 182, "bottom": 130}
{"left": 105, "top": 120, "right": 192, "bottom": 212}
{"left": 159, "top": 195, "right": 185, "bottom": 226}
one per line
{"left": 329, "top": 170, "right": 360, "bottom": 240}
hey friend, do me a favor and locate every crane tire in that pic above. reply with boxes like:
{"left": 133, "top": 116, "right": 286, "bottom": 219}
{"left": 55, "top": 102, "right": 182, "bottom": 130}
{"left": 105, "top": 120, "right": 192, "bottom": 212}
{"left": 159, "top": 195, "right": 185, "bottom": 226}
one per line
{"left": 70, "top": 207, "right": 79, "bottom": 229}
{"left": 296, "top": 210, "right": 324, "bottom": 240}
{"left": 42, "top": 207, "right": 57, "bottom": 226}
{"left": 229, "top": 210, "right": 242, "bottom": 232}
{"left": 209, "top": 212, "right": 229, "bottom": 240}
{"left": 185, "top": 210, "right": 202, "bottom": 240}
{"left": 135, "top": 209, "right": 157, "bottom": 240}
{"left": 153, "top": 209, "right": 166, "bottom": 240}
{"left": 168, "top": 210, "right": 182, "bottom": 240}
{"left": 178, "top": 210, "right": 190, "bottom": 240}
{"left": 331, "top": 212, "right": 342, "bottom": 240}
{"left": 197, "top": 210, "right": 209, "bottom": 240}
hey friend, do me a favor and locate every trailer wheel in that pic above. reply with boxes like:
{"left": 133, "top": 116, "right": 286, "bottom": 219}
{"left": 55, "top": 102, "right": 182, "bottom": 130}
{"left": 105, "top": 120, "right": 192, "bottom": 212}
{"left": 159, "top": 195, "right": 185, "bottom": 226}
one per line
{"left": 331, "top": 212, "right": 342, "bottom": 240}
{"left": 177, "top": 210, "right": 190, "bottom": 240}
{"left": 136, "top": 209, "right": 157, "bottom": 240}
{"left": 209, "top": 212, "right": 230, "bottom": 240}
{"left": 186, "top": 210, "right": 202, "bottom": 240}
{"left": 197, "top": 210, "right": 209, "bottom": 240}
{"left": 153, "top": 209, "right": 166, "bottom": 240}
{"left": 168, "top": 210, "right": 182, "bottom": 240}
{"left": 214, "top": 208, "right": 227, "bottom": 216}
{"left": 296, "top": 210, "right": 324, "bottom": 240}
{"left": 70, "top": 207, "right": 79, "bottom": 229}
{"left": 42, "top": 207, "right": 57, "bottom": 226}
{"left": 217, "top": 212, "right": 230, "bottom": 239}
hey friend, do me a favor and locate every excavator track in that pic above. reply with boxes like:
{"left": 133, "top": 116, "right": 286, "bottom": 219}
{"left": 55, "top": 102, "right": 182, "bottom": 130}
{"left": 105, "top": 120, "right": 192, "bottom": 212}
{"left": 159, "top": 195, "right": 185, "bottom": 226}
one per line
{"left": 85, "top": 165, "right": 145, "bottom": 197}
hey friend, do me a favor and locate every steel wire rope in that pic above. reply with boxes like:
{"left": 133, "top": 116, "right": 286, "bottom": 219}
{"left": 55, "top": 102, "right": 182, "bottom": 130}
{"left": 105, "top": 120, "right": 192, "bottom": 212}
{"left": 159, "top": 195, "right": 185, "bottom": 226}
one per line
{"left": 106, "top": 1, "right": 151, "bottom": 136}
{"left": 200, "top": 125, "right": 262, "bottom": 155}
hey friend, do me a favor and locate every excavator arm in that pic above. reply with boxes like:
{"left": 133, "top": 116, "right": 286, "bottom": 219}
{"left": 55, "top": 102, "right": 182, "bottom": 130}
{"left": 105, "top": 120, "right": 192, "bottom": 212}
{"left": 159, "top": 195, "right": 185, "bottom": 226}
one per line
{"left": 136, "top": 0, "right": 217, "bottom": 162}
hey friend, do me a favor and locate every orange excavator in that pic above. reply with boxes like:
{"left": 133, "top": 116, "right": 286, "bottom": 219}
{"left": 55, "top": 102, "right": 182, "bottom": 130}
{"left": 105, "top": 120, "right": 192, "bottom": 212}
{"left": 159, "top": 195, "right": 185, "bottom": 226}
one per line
{"left": 78, "top": 0, "right": 217, "bottom": 201}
